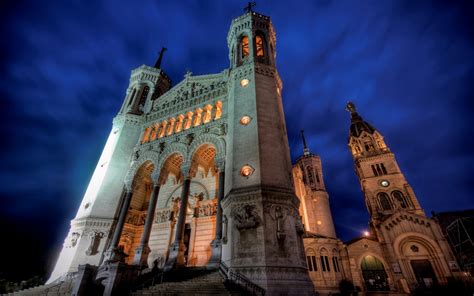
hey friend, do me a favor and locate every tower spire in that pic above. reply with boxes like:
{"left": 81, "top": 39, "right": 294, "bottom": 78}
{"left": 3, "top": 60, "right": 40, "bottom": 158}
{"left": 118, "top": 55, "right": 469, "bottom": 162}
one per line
{"left": 301, "top": 130, "right": 310, "bottom": 156}
{"left": 154, "top": 47, "right": 167, "bottom": 69}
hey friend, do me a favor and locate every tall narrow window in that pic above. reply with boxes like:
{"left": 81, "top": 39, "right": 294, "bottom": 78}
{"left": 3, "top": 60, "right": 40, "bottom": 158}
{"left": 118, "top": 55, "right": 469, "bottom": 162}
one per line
{"left": 315, "top": 168, "right": 320, "bottom": 183}
{"left": 142, "top": 127, "right": 151, "bottom": 144}
{"left": 392, "top": 191, "right": 408, "bottom": 208}
{"left": 167, "top": 118, "right": 176, "bottom": 136}
{"left": 193, "top": 108, "right": 203, "bottom": 127}
{"left": 378, "top": 192, "right": 392, "bottom": 211}
{"left": 202, "top": 104, "right": 213, "bottom": 123}
{"left": 372, "top": 165, "right": 378, "bottom": 176}
{"left": 214, "top": 101, "right": 222, "bottom": 120}
{"left": 311, "top": 256, "right": 318, "bottom": 271}
{"left": 128, "top": 89, "right": 137, "bottom": 106}
{"left": 158, "top": 121, "right": 167, "bottom": 138}
{"left": 175, "top": 114, "right": 184, "bottom": 133}
{"left": 184, "top": 112, "right": 193, "bottom": 130}
{"left": 381, "top": 163, "right": 388, "bottom": 175}
{"left": 307, "top": 256, "right": 313, "bottom": 271}
{"left": 376, "top": 164, "right": 383, "bottom": 176}
{"left": 241, "top": 36, "right": 249, "bottom": 58}
{"left": 320, "top": 256, "right": 326, "bottom": 272}
{"left": 139, "top": 86, "right": 149, "bottom": 105}
{"left": 306, "top": 167, "right": 315, "bottom": 185}
{"left": 255, "top": 35, "right": 264, "bottom": 57}
{"left": 149, "top": 124, "right": 159, "bottom": 141}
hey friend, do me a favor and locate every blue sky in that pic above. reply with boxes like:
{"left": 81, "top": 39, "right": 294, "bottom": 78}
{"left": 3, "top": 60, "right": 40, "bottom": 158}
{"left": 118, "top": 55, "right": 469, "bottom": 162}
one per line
{"left": 1, "top": 0, "right": 473, "bottom": 281}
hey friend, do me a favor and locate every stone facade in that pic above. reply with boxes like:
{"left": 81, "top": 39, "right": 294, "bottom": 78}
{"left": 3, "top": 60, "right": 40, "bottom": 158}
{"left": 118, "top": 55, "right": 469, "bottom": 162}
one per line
{"left": 293, "top": 104, "right": 461, "bottom": 295}
{"left": 46, "top": 7, "right": 461, "bottom": 296}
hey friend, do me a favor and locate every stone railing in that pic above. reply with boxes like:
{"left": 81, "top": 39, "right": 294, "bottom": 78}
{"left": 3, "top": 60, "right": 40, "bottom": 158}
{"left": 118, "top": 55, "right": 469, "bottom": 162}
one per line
{"left": 219, "top": 262, "right": 265, "bottom": 296}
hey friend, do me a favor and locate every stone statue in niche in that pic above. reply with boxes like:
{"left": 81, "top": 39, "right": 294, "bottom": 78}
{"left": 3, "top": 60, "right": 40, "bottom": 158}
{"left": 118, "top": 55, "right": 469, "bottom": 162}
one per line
{"left": 231, "top": 204, "right": 261, "bottom": 230}
{"left": 85, "top": 232, "right": 104, "bottom": 256}
{"left": 275, "top": 206, "right": 286, "bottom": 242}
{"left": 192, "top": 193, "right": 204, "bottom": 217}
{"left": 66, "top": 232, "right": 80, "bottom": 248}
{"left": 222, "top": 215, "right": 228, "bottom": 244}
{"left": 170, "top": 197, "right": 180, "bottom": 221}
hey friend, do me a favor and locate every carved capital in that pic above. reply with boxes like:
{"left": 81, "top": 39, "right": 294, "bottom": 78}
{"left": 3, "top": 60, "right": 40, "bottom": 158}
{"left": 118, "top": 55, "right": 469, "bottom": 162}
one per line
{"left": 215, "top": 158, "right": 225, "bottom": 172}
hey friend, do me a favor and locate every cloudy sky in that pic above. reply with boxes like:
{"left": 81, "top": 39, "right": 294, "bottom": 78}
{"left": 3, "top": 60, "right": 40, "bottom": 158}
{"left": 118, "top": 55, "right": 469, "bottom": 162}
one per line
{"left": 1, "top": 0, "right": 473, "bottom": 281}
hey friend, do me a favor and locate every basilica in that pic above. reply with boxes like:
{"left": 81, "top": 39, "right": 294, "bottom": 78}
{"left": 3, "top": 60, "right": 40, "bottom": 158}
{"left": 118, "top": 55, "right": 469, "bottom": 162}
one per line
{"left": 26, "top": 7, "right": 461, "bottom": 296}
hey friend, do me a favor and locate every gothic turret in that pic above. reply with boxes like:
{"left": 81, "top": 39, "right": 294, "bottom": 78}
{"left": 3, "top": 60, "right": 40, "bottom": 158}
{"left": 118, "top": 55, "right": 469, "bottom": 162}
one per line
{"left": 345, "top": 102, "right": 424, "bottom": 227}
{"left": 293, "top": 131, "right": 337, "bottom": 238}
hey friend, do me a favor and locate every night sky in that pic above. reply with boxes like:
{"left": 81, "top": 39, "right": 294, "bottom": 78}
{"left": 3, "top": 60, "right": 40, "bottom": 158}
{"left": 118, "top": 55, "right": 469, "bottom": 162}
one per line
{"left": 1, "top": 0, "right": 473, "bottom": 282}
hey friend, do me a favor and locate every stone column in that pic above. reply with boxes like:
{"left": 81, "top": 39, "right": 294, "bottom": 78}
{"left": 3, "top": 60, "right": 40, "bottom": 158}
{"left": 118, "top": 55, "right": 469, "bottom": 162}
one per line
{"left": 133, "top": 181, "right": 161, "bottom": 266}
{"left": 164, "top": 165, "right": 192, "bottom": 271}
{"left": 208, "top": 159, "right": 225, "bottom": 268}
{"left": 105, "top": 187, "right": 133, "bottom": 263}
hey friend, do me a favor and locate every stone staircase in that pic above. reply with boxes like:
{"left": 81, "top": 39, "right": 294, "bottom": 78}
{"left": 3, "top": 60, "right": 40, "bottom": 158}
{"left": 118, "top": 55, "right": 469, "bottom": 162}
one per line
{"left": 4, "top": 278, "right": 74, "bottom": 296}
{"left": 132, "top": 268, "right": 246, "bottom": 295}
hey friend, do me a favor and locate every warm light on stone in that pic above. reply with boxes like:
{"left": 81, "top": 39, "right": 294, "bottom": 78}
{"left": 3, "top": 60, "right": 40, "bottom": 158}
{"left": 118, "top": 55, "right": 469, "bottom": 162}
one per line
{"left": 240, "top": 78, "right": 249, "bottom": 87}
{"left": 239, "top": 115, "right": 252, "bottom": 125}
{"left": 317, "top": 220, "right": 322, "bottom": 225}
{"left": 240, "top": 165, "right": 254, "bottom": 177}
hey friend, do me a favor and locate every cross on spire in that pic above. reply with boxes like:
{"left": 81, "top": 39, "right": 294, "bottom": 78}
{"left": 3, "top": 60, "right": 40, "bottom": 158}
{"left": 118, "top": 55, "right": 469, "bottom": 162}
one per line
{"left": 154, "top": 47, "right": 167, "bottom": 69}
{"left": 301, "top": 130, "right": 311, "bottom": 156}
{"left": 244, "top": 2, "right": 256, "bottom": 13}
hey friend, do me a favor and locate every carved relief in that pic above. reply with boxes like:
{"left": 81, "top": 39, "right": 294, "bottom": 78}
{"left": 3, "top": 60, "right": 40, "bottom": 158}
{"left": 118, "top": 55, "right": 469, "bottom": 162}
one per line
{"left": 231, "top": 204, "right": 261, "bottom": 230}
{"left": 125, "top": 210, "right": 146, "bottom": 226}
{"left": 155, "top": 209, "right": 172, "bottom": 223}
{"left": 65, "top": 232, "right": 81, "bottom": 248}
{"left": 85, "top": 232, "right": 104, "bottom": 256}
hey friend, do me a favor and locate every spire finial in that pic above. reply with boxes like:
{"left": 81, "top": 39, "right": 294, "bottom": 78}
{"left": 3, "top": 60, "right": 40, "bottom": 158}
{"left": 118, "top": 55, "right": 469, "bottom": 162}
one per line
{"left": 154, "top": 47, "right": 167, "bottom": 69}
{"left": 346, "top": 101, "right": 357, "bottom": 114}
{"left": 301, "top": 130, "right": 310, "bottom": 156}
{"left": 244, "top": 2, "right": 256, "bottom": 13}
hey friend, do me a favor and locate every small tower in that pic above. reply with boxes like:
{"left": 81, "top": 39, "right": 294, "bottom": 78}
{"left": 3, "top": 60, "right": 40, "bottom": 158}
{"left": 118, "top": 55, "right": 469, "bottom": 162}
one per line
{"left": 293, "top": 131, "right": 337, "bottom": 238}
{"left": 346, "top": 102, "right": 424, "bottom": 227}
{"left": 48, "top": 50, "right": 171, "bottom": 283}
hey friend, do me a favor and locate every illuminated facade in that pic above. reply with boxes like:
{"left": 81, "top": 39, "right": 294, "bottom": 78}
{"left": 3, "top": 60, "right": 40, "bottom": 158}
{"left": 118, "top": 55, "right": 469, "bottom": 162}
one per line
{"left": 43, "top": 7, "right": 462, "bottom": 296}
{"left": 292, "top": 104, "right": 461, "bottom": 295}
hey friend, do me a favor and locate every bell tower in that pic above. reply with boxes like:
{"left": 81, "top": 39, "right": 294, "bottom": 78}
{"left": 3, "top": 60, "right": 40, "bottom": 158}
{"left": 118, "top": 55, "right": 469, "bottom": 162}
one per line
{"left": 293, "top": 131, "right": 336, "bottom": 238}
{"left": 345, "top": 102, "right": 425, "bottom": 228}
{"left": 221, "top": 6, "right": 314, "bottom": 295}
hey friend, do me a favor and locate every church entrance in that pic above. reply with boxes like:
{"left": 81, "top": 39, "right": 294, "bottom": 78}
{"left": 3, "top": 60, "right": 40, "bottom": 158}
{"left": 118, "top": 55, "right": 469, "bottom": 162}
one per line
{"left": 410, "top": 259, "right": 437, "bottom": 288}
{"left": 361, "top": 255, "right": 389, "bottom": 291}
{"left": 183, "top": 223, "right": 191, "bottom": 265}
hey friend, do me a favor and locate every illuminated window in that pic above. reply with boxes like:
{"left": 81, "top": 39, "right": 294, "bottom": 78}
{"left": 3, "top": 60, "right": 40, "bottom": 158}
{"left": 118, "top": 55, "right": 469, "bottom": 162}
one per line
{"left": 158, "top": 121, "right": 167, "bottom": 138}
{"left": 240, "top": 165, "right": 254, "bottom": 177}
{"left": 255, "top": 35, "right": 264, "bottom": 57}
{"left": 167, "top": 118, "right": 176, "bottom": 136}
{"left": 214, "top": 101, "right": 222, "bottom": 120}
{"left": 202, "top": 105, "right": 213, "bottom": 124}
{"left": 142, "top": 127, "right": 151, "bottom": 143}
{"left": 149, "top": 124, "right": 159, "bottom": 141}
{"left": 184, "top": 112, "right": 193, "bottom": 130}
{"left": 240, "top": 79, "right": 249, "bottom": 87}
{"left": 193, "top": 108, "right": 203, "bottom": 127}
{"left": 175, "top": 114, "right": 184, "bottom": 133}
{"left": 241, "top": 36, "right": 249, "bottom": 58}
{"left": 392, "top": 191, "right": 409, "bottom": 208}
{"left": 240, "top": 115, "right": 251, "bottom": 125}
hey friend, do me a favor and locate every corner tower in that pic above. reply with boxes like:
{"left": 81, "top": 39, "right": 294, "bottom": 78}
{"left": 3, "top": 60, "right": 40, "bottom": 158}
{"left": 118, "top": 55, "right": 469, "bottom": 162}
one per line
{"left": 293, "top": 131, "right": 336, "bottom": 238}
{"left": 222, "top": 8, "right": 314, "bottom": 295}
{"left": 48, "top": 51, "right": 171, "bottom": 283}
{"left": 345, "top": 102, "right": 424, "bottom": 227}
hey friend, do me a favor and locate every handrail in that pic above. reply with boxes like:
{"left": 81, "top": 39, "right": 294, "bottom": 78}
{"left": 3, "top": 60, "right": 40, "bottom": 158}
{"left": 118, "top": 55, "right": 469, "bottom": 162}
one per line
{"left": 220, "top": 262, "right": 265, "bottom": 296}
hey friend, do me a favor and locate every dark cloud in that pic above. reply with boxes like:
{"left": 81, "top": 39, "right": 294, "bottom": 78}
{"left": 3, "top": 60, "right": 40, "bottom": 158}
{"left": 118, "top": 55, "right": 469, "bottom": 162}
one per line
{"left": 1, "top": 0, "right": 473, "bottom": 281}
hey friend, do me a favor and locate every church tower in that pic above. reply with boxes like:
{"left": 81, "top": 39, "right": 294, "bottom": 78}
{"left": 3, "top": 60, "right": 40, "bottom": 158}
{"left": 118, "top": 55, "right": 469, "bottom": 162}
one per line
{"left": 293, "top": 131, "right": 336, "bottom": 238}
{"left": 221, "top": 7, "right": 314, "bottom": 294}
{"left": 48, "top": 51, "right": 171, "bottom": 283}
{"left": 346, "top": 102, "right": 424, "bottom": 229}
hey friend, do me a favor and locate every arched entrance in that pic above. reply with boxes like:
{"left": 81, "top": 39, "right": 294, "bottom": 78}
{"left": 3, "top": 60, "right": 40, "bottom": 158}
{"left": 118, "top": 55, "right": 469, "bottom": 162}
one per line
{"left": 361, "top": 255, "right": 389, "bottom": 291}
{"left": 118, "top": 161, "right": 154, "bottom": 264}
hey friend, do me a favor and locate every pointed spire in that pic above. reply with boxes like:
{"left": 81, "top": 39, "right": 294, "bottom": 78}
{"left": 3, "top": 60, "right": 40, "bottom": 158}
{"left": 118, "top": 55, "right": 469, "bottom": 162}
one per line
{"left": 346, "top": 101, "right": 357, "bottom": 114}
{"left": 154, "top": 47, "right": 167, "bottom": 69}
{"left": 346, "top": 101, "right": 376, "bottom": 137}
{"left": 301, "top": 130, "right": 310, "bottom": 156}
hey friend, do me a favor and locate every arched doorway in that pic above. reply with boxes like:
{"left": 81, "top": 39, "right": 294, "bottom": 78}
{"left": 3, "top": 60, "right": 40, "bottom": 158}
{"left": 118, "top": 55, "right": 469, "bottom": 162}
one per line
{"left": 361, "top": 255, "right": 389, "bottom": 291}
{"left": 118, "top": 161, "right": 154, "bottom": 264}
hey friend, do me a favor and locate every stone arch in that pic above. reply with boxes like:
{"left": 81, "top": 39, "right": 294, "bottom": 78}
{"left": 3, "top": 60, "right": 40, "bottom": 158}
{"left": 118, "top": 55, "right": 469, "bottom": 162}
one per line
{"left": 356, "top": 252, "right": 389, "bottom": 270}
{"left": 186, "top": 134, "right": 226, "bottom": 164}
{"left": 124, "top": 150, "right": 160, "bottom": 189}
{"left": 157, "top": 142, "right": 188, "bottom": 174}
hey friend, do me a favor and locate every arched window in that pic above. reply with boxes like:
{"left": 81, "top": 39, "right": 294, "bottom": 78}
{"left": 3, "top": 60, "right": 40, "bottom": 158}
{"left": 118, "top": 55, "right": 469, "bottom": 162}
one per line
{"left": 306, "top": 167, "right": 314, "bottom": 185}
{"left": 175, "top": 114, "right": 184, "bottom": 133}
{"left": 255, "top": 35, "right": 265, "bottom": 57}
{"left": 142, "top": 127, "right": 151, "bottom": 144}
{"left": 167, "top": 118, "right": 176, "bottom": 136}
{"left": 241, "top": 36, "right": 249, "bottom": 58}
{"left": 392, "top": 190, "right": 408, "bottom": 208}
{"left": 361, "top": 256, "right": 389, "bottom": 291}
{"left": 372, "top": 165, "right": 378, "bottom": 176}
{"left": 381, "top": 163, "right": 387, "bottom": 174}
{"left": 138, "top": 86, "right": 150, "bottom": 105}
{"left": 202, "top": 104, "right": 213, "bottom": 123}
{"left": 378, "top": 192, "right": 392, "bottom": 211}
{"left": 320, "top": 248, "right": 330, "bottom": 272}
{"left": 184, "top": 111, "right": 193, "bottom": 130}
{"left": 128, "top": 88, "right": 137, "bottom": 106}
{"left": 193, "top": 108, "right": 203, "bottom": 127}
{"left": 214, "top": 101, "right": 222, "bottom": 120}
